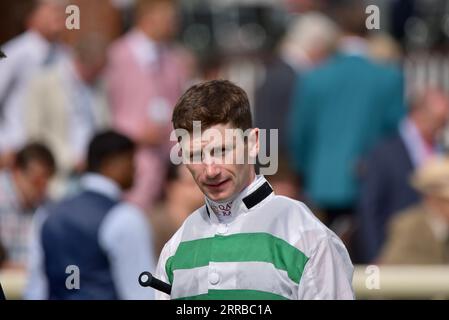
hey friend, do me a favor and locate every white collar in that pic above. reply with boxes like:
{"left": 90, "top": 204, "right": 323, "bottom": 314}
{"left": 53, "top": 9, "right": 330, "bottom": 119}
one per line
{"left": 25, "top": 30, "right": 55, "bottom": 63}
{"left": 205, "top": 175, "right": 274, "bottom": 224}
{"left": 26, "top": 30, "right": 50, "bottom": 51}
{"left": 80, "top": 173, "right": 122, "bottom": 200}
{"left": 399, "top": 117, "right": 437, "bottom": 167}
{"left": 128, "top": 29, "right": 160, "bottom": 68}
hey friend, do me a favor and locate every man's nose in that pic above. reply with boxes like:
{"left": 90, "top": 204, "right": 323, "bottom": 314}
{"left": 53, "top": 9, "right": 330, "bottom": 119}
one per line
{"left": 205, "top": 162, "right": 220, "bottom": 179}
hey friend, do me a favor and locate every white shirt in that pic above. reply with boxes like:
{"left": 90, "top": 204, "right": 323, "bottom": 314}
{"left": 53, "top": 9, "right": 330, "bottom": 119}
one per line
{"left": 0, "top": 30, "right": 66, "bottom": 152}
{"left": 156, "top": 176, "right": 354, "bottom": 300}
{"left": 24, "top": 173, "right": 156, "bottom": 300}
{"left": 127, "top": 29, "right": 160, "bottom": 69}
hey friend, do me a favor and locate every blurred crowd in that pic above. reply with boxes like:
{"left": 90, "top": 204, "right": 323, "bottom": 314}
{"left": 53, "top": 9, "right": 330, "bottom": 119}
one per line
{"left": 1, "top": 0, "right": 449, "bottom": 299}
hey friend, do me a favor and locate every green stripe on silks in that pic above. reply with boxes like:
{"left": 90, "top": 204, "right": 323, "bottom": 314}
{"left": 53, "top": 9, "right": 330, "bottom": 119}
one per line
{"left": 165, "top": 232, "right": 309, "bottom": 285}
{"left": 176, "top": 289, "right": 289, "bottom": 300}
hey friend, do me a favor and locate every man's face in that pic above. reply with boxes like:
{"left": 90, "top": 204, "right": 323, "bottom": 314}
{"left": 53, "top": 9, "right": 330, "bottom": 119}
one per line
{"left": 15, "top": 160, "right": 53, "bottom": 209}
{"left": 107, "top": 151, "right": 136, "bottom": 191}
{"left": 425, "top": 90, "right": 449, "bottom": 132}
{"left": 30, "top": 2, "right": 65, "bottom": 41}
{"left": 144, "top": 1, "right": 178, "bottom": 41}
{"left": 182, "top": 123, "right": 258, "bottom": 202}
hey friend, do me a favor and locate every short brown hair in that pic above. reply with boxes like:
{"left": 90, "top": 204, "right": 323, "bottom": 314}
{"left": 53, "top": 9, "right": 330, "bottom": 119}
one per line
{"left": 172, "top": 80, "right": 253, "bottom": 132}
{"left": 15, "top": 142, "right": 56, "bottom": 174}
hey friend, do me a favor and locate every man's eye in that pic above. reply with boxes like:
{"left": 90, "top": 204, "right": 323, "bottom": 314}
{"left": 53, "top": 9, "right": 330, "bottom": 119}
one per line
{"left": 212, "top": 148, "right": 227, "bottom": 157}
{"left": 189, "top": 152, "right": 202, "bottom": 162}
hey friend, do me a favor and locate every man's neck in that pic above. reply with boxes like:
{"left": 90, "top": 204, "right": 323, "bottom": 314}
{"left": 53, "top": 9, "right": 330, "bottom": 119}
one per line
{"left": 206, "top": 171, "right": 258, "bottom": 223}
{"left": 136, "top": 25, "right": 161, "bottom": 43}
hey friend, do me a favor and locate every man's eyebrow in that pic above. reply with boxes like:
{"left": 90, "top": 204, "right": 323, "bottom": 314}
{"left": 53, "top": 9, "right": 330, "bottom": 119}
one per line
{"left": 189, "top": 149, "right": 202, "bottom": 156}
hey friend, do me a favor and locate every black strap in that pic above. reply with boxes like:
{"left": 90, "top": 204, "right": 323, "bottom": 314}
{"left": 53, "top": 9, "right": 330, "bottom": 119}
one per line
{"left": 0, "top": 282, "right": 5, "bottom": 300}
{"left": 242, "top": 181, "right": 273, "bottom": 209}
{"left": 205, "top": 181, "right": 273, "bottom": 217}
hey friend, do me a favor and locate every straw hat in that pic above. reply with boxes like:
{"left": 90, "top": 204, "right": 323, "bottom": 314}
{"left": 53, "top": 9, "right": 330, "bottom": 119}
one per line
{"left": 411, "top": 156, "right": 449, "bottom": 199}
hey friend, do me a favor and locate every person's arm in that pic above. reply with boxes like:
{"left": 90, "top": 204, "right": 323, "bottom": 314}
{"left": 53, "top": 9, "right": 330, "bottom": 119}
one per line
{"left": 297, "top": 234, "right": 355, "bottom": 300}
{"left": 154, "top": 223, "right": 185, "bottom": 300}
{"left": 0, "top": 48, "right": 18, "bottom": 154}
{"left": 288, "top": 73, "right": 314, "bottom": 178}
{"left": 154, "top": 242, "right": 172, "bottom": 300}
{"left": 357, "top": 147, "right": 390, "bottom": 263}
{"left": 23, "top": 208, "right": 49, "bottom": 300}
{"left": 381, "top": 69, "right": 406, "bottom": 134}
{"left": 0, "top": 47, "right": 17, "bottom": 102}
{"left": 99, "top": 202, "right": 156, "bottom": 300}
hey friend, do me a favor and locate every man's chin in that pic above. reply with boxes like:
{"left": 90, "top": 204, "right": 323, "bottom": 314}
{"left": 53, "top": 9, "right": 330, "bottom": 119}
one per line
{"left": 205, "top": 190, "right": 234, "bottom": 202}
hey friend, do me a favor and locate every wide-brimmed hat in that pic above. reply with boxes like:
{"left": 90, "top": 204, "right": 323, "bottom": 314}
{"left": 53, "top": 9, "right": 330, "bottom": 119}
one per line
{"left": 411, "top": 156, "right": 449, "bottom": 199}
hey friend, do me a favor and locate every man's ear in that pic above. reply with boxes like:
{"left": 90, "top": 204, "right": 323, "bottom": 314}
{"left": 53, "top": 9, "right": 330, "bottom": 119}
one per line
{"left": 248, "top": 128, "right": 259, "bottom": 159}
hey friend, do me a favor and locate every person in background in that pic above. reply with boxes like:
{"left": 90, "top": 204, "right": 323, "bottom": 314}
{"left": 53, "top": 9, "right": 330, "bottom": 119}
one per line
{"left": 149, "top": 163, "right": 204, "bottom": 256}
{"left": 25, "top": 34, "right": 111, "bottom": 199}
{"left": 288, "top": 0, "right": 405, "bottom": 247}
{"left": 0, "top": 143, "right": 55, "bottom": 269}
{"left": 255, "top": 12, "right": 338, "bottom": 156}
{"left": 24, "top": 131, "right": 155, "bottom": 300}
{"left": 107, "top": 0, "right": 193, "bottom": 212}
{"left": 357, "top": 87, "right": 449, "bottom": 263}
{"left": 0, "top": 0, "right": 66, "bottom": 166}
{"left": 380, "top": 156, "right": 449, "bottom": 264}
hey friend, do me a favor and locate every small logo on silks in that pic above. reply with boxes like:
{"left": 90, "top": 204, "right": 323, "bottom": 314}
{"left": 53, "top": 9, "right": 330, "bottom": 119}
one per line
{"left": 210, "top": 202, "right": 233, "bottom": 216}
{"left": 0, "top": 50, "right": 6, "bottom": 59}
{"left": 219, "top": 202, "right": 232, "bottom": 216}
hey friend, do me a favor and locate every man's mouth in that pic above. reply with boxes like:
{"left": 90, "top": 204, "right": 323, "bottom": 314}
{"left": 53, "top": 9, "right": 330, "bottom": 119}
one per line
{"left": 205, "top": 179, "right": 230, "bottom": 189}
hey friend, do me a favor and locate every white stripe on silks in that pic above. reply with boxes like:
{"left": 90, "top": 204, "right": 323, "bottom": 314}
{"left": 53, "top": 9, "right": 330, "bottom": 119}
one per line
{"left": 171, "top": 266, "right": 209, "bottom": 299}
{"left": 171, "top": 261, "right": 298, "bottom": 300}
